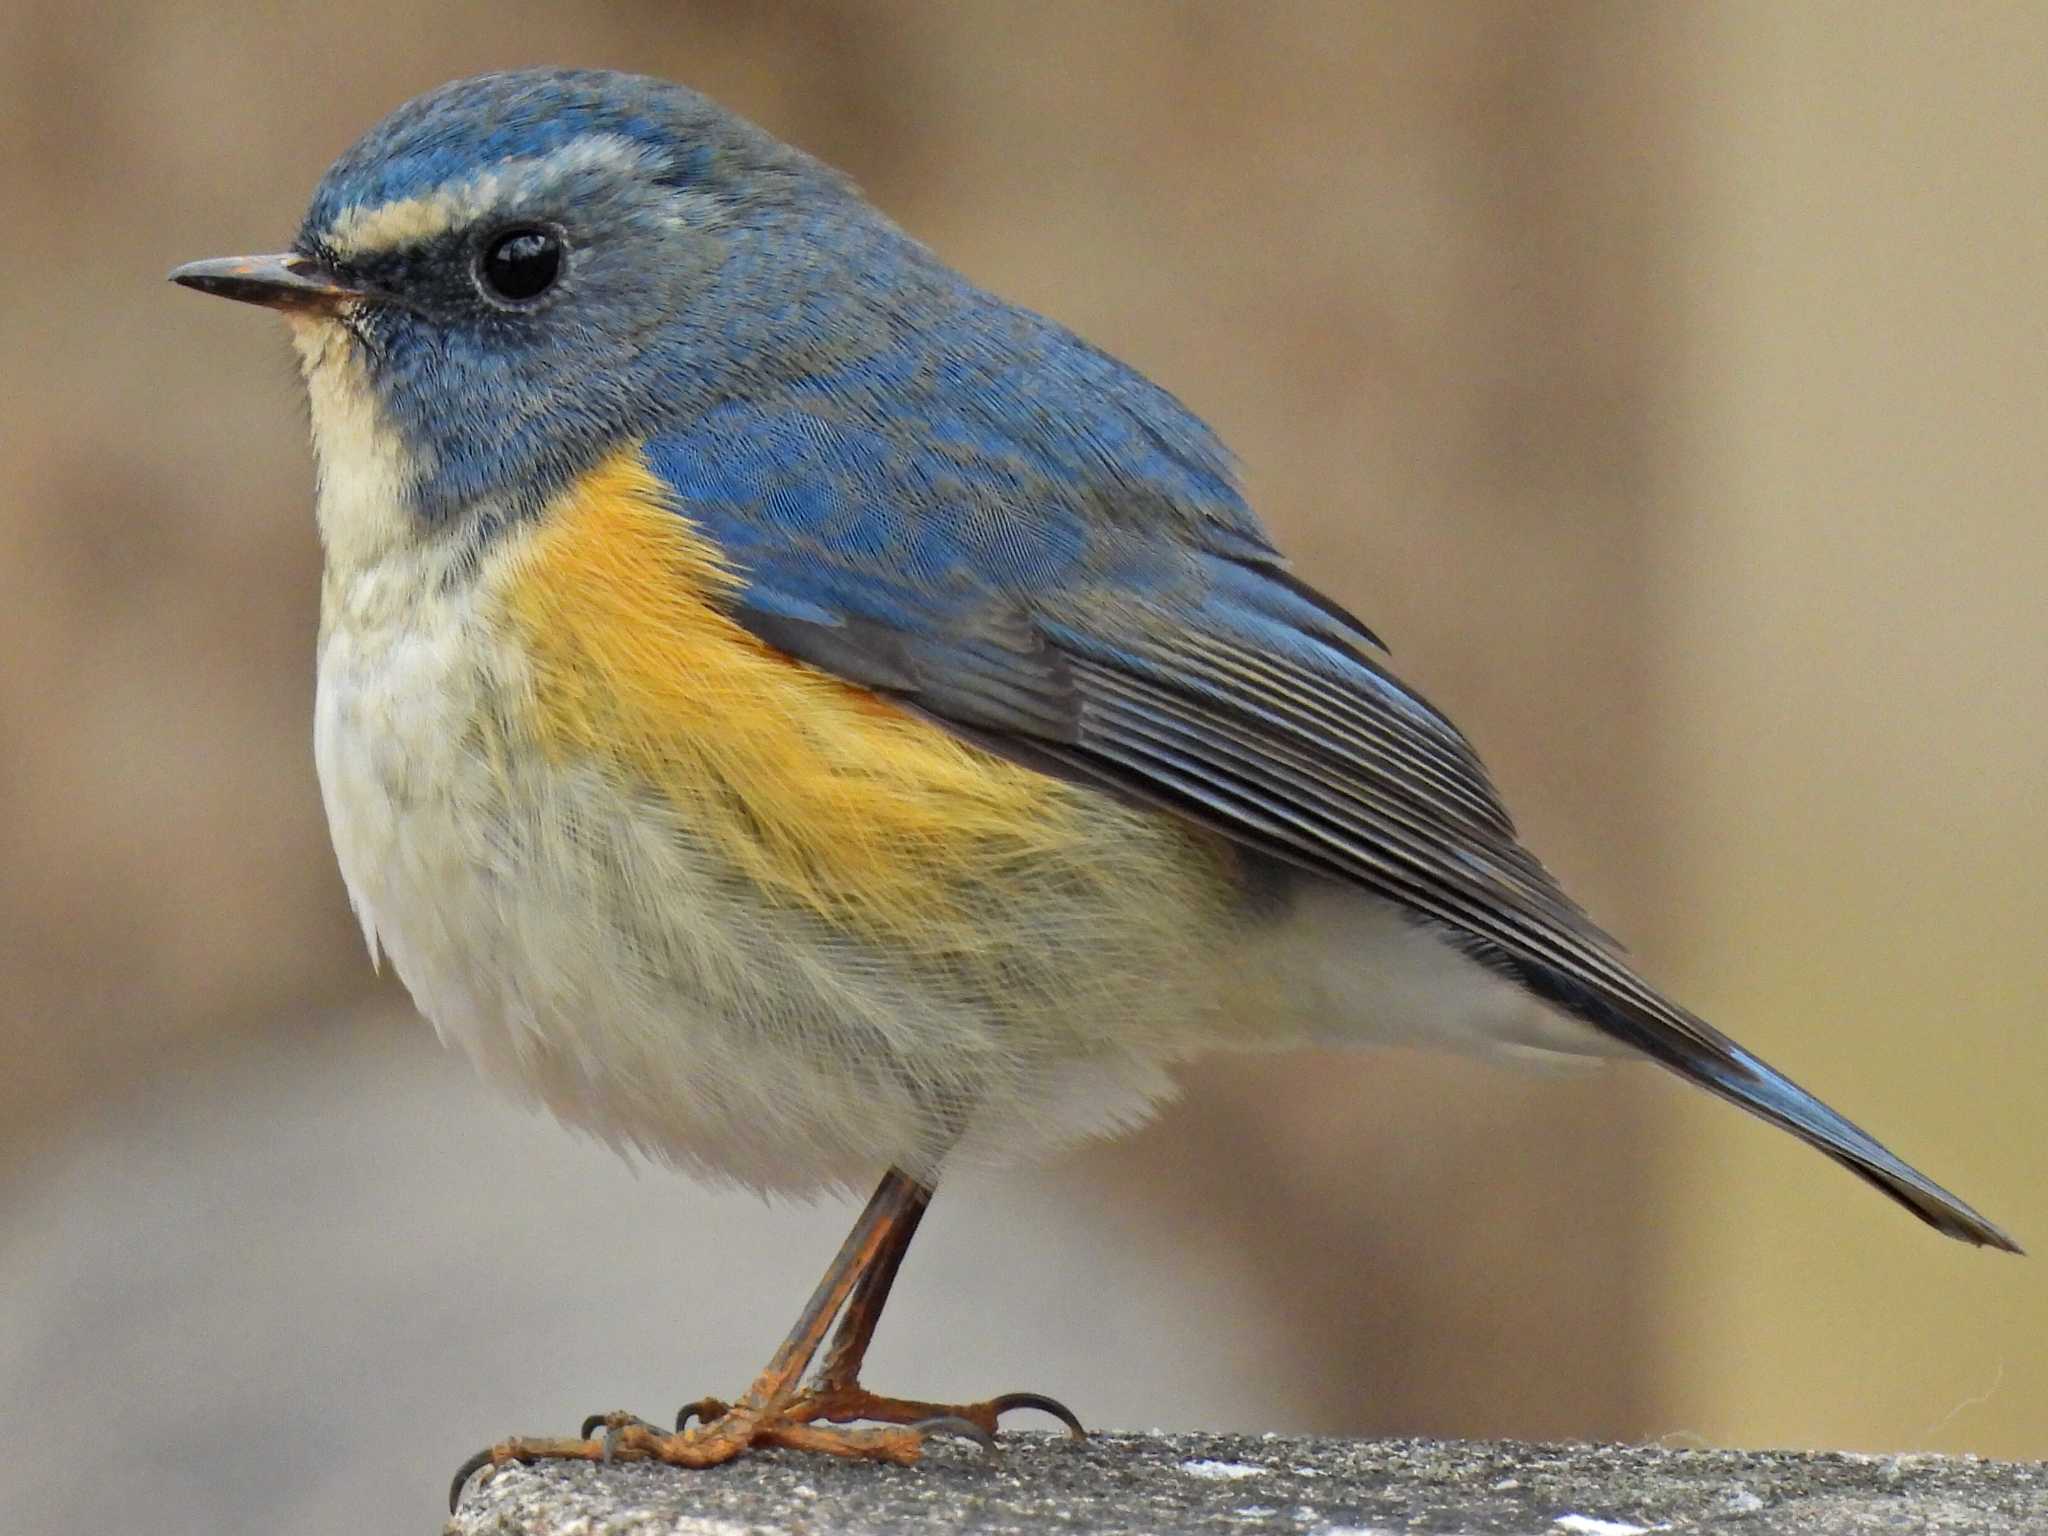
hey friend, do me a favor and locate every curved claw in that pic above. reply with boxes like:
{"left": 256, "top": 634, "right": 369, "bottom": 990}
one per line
{"left": 675, "top": 1397, "right": 730, "bottom": 1431}
{"left": 987, "top": 1390, "right": 1088, "bottom": 1440}
{"left": 448, "top": 1447, "right": 496, "bottom": 1513}
{"left": 907, "top": 1413, "right": 998, "bottom": 1453}
{"left": 582, "top": 1409, "right": 663, "bottom": 1440}
{"left": 573, "top": 1410, "right": 666, "bottom": 1463}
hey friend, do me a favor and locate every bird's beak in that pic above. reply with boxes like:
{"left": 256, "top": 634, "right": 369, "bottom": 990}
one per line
{"left": 168, "top": 252, "right": 366, "bottom": 315}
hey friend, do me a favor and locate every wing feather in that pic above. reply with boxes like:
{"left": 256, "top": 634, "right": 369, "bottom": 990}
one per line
{"left": 645, "top": 377, "right": 2016, "bottom": 1248}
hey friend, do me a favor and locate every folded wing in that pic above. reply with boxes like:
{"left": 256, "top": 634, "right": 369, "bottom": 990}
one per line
{"left": 642, "top": 361, "right": 2016, "bottom": 1251}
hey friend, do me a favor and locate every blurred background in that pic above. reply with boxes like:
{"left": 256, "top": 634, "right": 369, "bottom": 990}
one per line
{"left": 2, "top": 4, "right": 2042, "bottom": 1533}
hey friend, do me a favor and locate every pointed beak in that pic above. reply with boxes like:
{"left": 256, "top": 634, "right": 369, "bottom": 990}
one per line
{"left": 168, "top": 252, "right": 366, "bottom": 315}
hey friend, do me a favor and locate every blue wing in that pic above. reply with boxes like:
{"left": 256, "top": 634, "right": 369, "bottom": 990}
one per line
{"left": 643, "top": 289, "right": 2015, "bottom": 1251}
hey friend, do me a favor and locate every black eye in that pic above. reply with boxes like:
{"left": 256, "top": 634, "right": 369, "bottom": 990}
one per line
{"left": 477, "top": 227, "right": 563, "bottom": 304}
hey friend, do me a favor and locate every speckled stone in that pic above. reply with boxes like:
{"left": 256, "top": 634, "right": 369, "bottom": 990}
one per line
{"left": 447, "top": 1431, "right": 2048, "bottom": 1534}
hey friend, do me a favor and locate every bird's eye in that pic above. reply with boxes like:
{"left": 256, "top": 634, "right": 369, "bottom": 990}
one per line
{"left": 477, "top": 227, "right": 564, "bottom": 304}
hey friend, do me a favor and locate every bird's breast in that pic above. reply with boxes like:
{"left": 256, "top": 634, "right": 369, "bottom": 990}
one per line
{"left": 310, "top": 445, "right": 1254, "bottom": 1187}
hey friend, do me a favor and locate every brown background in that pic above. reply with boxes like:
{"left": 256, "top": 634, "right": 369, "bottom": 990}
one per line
{"left": 2, "top": 5, "right": 2041, "bottom": 1534}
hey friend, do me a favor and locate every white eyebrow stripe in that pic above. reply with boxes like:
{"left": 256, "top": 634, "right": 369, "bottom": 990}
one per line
{"left": 322, "top": 133, "right": 662, "bottom": 258}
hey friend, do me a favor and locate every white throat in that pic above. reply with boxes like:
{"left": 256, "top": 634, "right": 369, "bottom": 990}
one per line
{"left": 291, "top": 315, "right": 430, "bottom": 578}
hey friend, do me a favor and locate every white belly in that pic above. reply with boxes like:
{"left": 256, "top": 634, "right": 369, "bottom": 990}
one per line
{"left": 311, "top": 558, "right": 1226, "bottom": 1192}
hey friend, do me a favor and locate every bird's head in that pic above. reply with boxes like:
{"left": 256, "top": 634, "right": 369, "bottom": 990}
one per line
{"left": 172, "top": 68, "right": 897, "bottom": 564}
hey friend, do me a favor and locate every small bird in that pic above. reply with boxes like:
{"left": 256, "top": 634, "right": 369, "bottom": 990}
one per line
{"left": 171, "top": 68, "right": 2016, "bottom": 1502}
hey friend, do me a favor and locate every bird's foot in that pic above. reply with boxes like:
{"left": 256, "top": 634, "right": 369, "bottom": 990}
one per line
{"left": 449, "top": 1389, "right": 1060, "bottom": 1510}
{"left": 765, "top": 1383, "right": 1087, "bottom": 1440}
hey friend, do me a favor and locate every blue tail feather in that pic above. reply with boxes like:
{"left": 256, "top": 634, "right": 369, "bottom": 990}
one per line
{"left": 1512, "top": 955, "right": 2020, "bottom": 1252}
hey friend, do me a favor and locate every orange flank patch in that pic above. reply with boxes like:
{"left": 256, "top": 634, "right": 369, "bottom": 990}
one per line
{"left": 500, "top": 448, "right": 1085, "bottom": 940}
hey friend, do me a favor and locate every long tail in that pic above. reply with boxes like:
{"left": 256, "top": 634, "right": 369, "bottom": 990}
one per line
{"left": 1522, "top": 961, "right": 2021, "bottom": 1253}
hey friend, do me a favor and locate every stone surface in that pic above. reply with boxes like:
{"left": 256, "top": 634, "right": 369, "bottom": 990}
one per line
{"left": 448, "top": 1431, "right": 2048, "bottom": 1534}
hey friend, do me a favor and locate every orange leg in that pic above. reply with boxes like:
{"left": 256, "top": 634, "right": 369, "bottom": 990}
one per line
{"left": 817, "top": 1170, "right": 931, "bottom": 1389}
{"left": 779, "top": 1181, "right": 1084, "bottom": 1440}
{"left": 449, "top": 1168, "right": 1079, "bottom": 1512}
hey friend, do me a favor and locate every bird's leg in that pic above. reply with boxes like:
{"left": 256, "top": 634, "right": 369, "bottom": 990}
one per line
{"left": 773, "top": 1177, "right": 1088, "bottom": 1443}
{"left": 451, "top": 1168, "right": 959, "bottom": 1508}
{"left": 813, "top": 1170, "right": 931, "bottom": 1389}
{"left": 670, "top": 1169, "right": 930, "bottom": 1433}
{"left": 666, "top": 1167, "right": 933, "bottom": 1433}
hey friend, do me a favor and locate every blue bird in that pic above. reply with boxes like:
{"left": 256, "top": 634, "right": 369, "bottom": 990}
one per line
{"left": 168, "top": 68, "right": 2017, "bottom": 1502}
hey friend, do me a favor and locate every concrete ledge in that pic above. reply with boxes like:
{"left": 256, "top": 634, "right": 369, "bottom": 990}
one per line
{"left": 448, "top": 1431, "right": 2047, "bottom": 1534}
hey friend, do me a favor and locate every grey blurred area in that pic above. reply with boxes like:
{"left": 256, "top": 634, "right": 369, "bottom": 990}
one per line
{"left": 3, "top": 5, "right": 2043, "bottom": 1535}
{"left": 1, "top": 1013, "right": 1288, "bottom": 1534}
